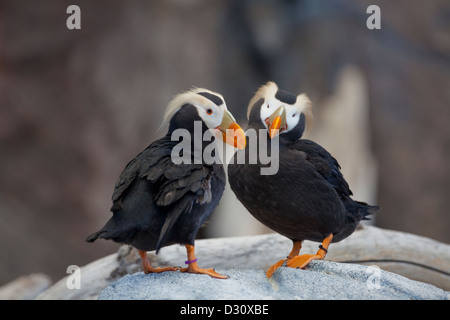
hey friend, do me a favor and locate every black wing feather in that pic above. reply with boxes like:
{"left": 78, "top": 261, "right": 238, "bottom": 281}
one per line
{"left": 288, "top": 139, "right": 379, "bottom": 221}
{"left": 109, "top": 136, "right": 213, "bottom": 250}
{"left": 289, "top": 139, "right": 352, "bottom": 198}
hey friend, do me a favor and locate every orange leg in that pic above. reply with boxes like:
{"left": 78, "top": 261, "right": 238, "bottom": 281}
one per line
{"left": 180, "top": 244, "right": 228, "bottom": 279}
{"left": 286, "top": 234, "right": 333, "bottom": 269}
{"left": 138, "top": 250, "right": 179, "bottom": 274}
{"left": 266, "top": 234, "right": 333, "bottom": 278}
{"left": 266, "top": 240, "right": 302, "bottom": 278}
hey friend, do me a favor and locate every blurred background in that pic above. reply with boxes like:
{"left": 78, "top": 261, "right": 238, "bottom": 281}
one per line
{"left": 0, "top": 0, "right": 449, "bottom": 286}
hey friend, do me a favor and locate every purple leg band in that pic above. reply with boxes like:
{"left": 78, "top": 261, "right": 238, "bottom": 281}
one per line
{"left": 185, "top": 258, "right": 198, "bottom": 265}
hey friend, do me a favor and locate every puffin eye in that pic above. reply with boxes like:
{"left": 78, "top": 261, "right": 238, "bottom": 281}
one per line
{"left": 267, "top": 104, "right": 270, "bottom": 109}
{"left": 292, "top": 113, "right": 296, "bottom": 117}
{"left": 206, "top": 108, "right": 213, "bottom": 115}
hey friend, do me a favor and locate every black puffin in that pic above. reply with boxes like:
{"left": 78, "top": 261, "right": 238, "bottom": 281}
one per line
{"left": 87, "top": 88, "right": 246, "bottom": 279}
{"left": 227, "top": 82, "right": 379, "bottom": 277}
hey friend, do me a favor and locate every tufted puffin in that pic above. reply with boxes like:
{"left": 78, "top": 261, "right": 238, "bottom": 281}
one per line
{"left": 87, "top": 88, "right": 246, "bottom": 279}
{"left": 227, "top": 82, "right": 379, "bottom": 278}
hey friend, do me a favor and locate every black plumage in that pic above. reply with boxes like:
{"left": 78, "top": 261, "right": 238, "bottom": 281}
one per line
{"left": 228, "top": 82, "right": 379, "bottom": 277}
{"left": 87, "top": 130, "right": 224, "bottom": 253}
{"left": 275, "top": 89, "right": 297, "bottom": 105}
{"left": 87, "top": 89, "right": 245, "bottom": 279}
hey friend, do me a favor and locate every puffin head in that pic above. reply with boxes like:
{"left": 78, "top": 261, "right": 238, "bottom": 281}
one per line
{"left": 162, "top": 87, "right": 246, "bottom": 149}
{"left": 247, "top": 82, "right": 313, "bottom": 141}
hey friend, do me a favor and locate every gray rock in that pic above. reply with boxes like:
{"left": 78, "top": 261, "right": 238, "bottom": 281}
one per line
{"left": 98, "top": 260, "right": 449, "bottom": 300}
{"left": 37, "top": 226, "right": 450, "bottom": 300}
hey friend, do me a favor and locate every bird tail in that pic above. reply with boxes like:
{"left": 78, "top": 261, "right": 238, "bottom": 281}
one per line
{"left": 86, "top": 230, "right": 107, "bottom": 243}
{"left": 343, "top": 198, "right": 380, "bottom": 222}
{"left": 86, "top": 225, "right": 138, "bottom": 244}
{"left": 354, "top": 200, "right": 380, "bottom": 221}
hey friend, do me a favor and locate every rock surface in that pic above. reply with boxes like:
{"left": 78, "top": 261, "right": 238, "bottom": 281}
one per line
{"left": 36, "top": 226, "right": 450, "bottom": 299}
{"left": 98, "top": 261, "right": 449, "bottom": 300}
{"left": 147, "top": 225, "right": 450, "bottom": 291}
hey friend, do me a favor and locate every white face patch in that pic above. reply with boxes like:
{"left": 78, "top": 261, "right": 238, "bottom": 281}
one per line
{"left": 196, "top": 103, "right": 225, "bottom": 129}
{"left": 283, "top": 104, "right": 301, "bottom": 134}
{"left": 260, "top": 99, "right": 301, "bottom": 135}
{"left": 248, "top": 82, "right": 312, "bottom": 139}
{"left": 260, "top": 98, "right": 279, "bottom": 130}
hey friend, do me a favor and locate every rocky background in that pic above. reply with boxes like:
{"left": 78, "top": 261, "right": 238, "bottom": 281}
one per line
{"left": 0, "top": 0, "right": 449, "bottom": 287}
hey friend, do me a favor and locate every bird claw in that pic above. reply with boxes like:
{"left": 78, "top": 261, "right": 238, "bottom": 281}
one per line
{"left": 180, "top": 265, "right": 228, "bottom": 279}
{"left": 142, "top": 266, "right": 180, "bottom": 274}
{"left": 266, "top": 253, "right": 323, "bottom": 277}
{"left": 266, "top": 259, "right": 287, "bottom": 278}
{"left": 286, "top": 254, "right": 320, "bottom": 269}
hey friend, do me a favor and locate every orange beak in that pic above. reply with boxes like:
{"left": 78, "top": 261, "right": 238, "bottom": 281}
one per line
{"left": 269, "top": 116, "right": 282, "bottom": 139}
{"left": 268, "top": 106, "right": 286, "bottom": 139}
{"left": 217, "top": 110, "right": 246, "bottom": 150}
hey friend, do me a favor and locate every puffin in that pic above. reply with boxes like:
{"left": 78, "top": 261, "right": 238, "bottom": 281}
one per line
{"left": 87, "top": 88, "right": 246, "bottom": 279}
{"left": 227, "top": 82, "right": 379, "bottom": 278}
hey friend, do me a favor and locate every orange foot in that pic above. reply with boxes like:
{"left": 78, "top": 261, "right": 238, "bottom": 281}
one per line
{"left": 266, "top": 234, "right": 333, "bottom": 278}
{"left": 143, "top": 265, "right": 179, "bottom": 274}
{"left": 286, "top": 254, "right": 321, "bottom": 269}
{"left": 266, "top": 259, "right": 287, "bottom": 278}
{"left": 181, "top": 244, "right": 228, "bottom": 279}
{"left": 138, "top": 250, "right": 179, "bottom": 274}
{"left": 180, "top": 263, "right": 227, "bottom": 279}
{"left": 266, "top": 240, "right": 303, "bottom": 278}
{"left": 266, "top": 254, "right": 322, "bottom": 278}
